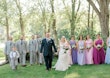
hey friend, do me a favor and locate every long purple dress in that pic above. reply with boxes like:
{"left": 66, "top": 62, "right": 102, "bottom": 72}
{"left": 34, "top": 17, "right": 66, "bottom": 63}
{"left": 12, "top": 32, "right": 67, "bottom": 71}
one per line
{"left": 93, "top": 39, "right": 105, "bottom": 64}
{"left": 70, "top": 40, "right": 77, "bottom": 64}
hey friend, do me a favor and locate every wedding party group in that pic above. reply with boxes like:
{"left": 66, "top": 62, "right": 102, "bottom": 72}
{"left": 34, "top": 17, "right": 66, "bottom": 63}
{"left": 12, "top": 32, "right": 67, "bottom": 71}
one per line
{"left": 53, "top": 33, "right": 110, "bottom": 71}
{"left": 4, "top": 34, "right": 44, "bottom": 70}
{"left": 4, "top": 32, "right": 110, "bottom": 71}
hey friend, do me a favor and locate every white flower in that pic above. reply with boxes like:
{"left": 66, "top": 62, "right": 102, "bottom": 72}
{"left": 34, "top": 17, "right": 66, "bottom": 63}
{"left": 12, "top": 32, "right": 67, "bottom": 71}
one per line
{"left": 97, "top": 44, "right": 101, "bottom": 48}
{"left": 108, "top": 44, "right": 110, "bottom": 47}
{"left": 72, "top": 45, "right": 76, "bottom": 48}
{"left": 86, "top": 45, "right": 91, "bottom": 49}
{"left": 79, "top": 46, "right": 84, "bottom": 50}
{"left": 63, "top": 45, "right": 69, "bottom": 53}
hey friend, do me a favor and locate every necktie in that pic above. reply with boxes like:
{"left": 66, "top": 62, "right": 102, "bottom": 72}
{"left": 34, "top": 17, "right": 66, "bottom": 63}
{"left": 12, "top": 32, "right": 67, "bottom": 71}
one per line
{"left": 32, "top": 40, "right": 33, "bottom": 44}
{"left": 21, "top": 40, "right": 23, "bottom": 45}
{"left": 10, "top": 42, "right": 12, "bottom": 46}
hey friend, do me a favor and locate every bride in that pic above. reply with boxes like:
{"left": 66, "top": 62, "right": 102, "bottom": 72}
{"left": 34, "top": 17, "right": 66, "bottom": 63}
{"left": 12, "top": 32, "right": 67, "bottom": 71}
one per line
{"left": 53, "top": 36, "right": 72, "bottom": 71}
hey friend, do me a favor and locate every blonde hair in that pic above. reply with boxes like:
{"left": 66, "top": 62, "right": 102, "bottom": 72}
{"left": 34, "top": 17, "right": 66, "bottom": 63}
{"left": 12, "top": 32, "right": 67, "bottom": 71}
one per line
{"left": 60, "top": 36, "right": 67, "bottom": 43}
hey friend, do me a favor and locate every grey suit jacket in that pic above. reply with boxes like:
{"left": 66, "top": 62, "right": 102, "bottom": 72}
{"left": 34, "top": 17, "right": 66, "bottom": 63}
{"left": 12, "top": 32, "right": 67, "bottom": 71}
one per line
{"left": 4, "top": 41, "right": 15, "bottom": 55}
{"left": 29, "top": 39, "right": 37, "bottom": 52}
{"left": 36, "top": 38, "right": 42, "bottom": 52}
{"left": 16, "top": 40, "right": 28, "bottom": 54}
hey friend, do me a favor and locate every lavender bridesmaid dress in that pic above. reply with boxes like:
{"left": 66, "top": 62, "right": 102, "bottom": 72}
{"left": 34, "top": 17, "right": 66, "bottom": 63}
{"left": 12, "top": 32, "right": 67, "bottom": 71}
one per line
{"left": 77, "top": 40, "right": 85, "bottom": 65}
{"left": 70, "top": 40, "right": 77, "bottom": 64}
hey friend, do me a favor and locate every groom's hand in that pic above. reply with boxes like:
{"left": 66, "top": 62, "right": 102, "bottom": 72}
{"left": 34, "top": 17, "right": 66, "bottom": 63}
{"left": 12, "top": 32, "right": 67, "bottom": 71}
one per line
{"left": 54, "top": 52, "right": 58, "bottom": 55}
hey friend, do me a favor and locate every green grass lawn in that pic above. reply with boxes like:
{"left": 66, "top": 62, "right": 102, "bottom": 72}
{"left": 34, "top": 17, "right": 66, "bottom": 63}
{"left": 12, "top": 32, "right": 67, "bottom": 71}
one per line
{"left": 0, "top": 49, "right": 5, "bottom": 60}
{"left": 0, "top": 57, "right": 110, "bottom": 78}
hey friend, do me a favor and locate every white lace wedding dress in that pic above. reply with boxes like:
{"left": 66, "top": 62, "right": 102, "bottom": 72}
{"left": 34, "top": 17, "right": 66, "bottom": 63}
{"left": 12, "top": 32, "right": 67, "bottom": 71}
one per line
{"left": 53, "top": 42, "right": 71, "bottom": 71}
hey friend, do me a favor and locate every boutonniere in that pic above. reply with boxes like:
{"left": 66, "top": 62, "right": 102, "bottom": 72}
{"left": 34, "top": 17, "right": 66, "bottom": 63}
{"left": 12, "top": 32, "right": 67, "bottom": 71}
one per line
{"left": 48, "top": 39, "right": 52, "bottom": 43}
{"left": 40, "top": 40, "right": 42, "bottom": 44}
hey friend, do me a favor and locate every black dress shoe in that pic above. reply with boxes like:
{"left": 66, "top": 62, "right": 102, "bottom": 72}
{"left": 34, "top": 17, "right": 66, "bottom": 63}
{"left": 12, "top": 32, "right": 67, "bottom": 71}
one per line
{"left": 49, "top": 68, "right": 52, "bottom": 71}
{"left": 30, "top": 65, "right": 32, "bottom": 66}
{"left": 15, "top": 66, "right": 17, "bottom": 70}
{"left": 40, "top": 63, "right": 42, "bottom": 65}
{"left": 22, "top": 65, "right": 27, "bottom": 67}
{"left": 46, "top": 68, "right": 49, "bottom": 71}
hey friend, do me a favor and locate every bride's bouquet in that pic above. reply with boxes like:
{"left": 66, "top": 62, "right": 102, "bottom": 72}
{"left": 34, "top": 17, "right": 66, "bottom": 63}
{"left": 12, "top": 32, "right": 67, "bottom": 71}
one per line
{"left": 63, "top": 45, "right": 69, "bottom": 53}
{"left": 72, "top": 44, "right": 76, "bottom": 49}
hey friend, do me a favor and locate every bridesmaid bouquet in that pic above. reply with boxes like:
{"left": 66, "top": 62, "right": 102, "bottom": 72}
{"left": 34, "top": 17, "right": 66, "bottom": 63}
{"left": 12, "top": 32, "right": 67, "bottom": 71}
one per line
{"left": 79, "top": 46, "right": 84, "bottom": 50}
{"left": 63, "top": 46, "right": 69, "bottom": 53}
{"left": 97, "top": 44, "right": 101, "bottom": 50}
{"left": 72, "top": 44, "right": 76, "bottom": 49}
{"left": 108, "top": 44, "right": 110, "bottom": 48}
{"left": 86, "top": 45, "right": 91, "bottom": 49}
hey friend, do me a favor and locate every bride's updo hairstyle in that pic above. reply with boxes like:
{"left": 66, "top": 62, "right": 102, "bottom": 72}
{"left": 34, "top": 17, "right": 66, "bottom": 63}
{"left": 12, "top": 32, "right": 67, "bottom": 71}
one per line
{"left": 61, "top": 36, "right": 67, "bottom": 43}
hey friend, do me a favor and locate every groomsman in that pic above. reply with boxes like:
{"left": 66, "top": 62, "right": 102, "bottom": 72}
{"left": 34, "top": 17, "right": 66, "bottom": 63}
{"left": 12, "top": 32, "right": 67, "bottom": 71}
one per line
{"left": 4, "top": 36, "right": 14, "bottom": 63}
{"left": 35, "top": 35, "right": 44, "bottom": 65}
{"left": 16, "top": 35, "right": 28, "bottom": 67}
{"left": 29, "top": 35, "right": 38, "bottom": 65}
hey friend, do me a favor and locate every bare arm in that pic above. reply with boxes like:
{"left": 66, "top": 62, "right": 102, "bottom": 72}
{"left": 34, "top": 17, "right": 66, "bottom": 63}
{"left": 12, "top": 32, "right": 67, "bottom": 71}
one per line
{"left": 94, "top": 39, "right": 97, "bottom": 48}
{"left": 76, "top": 41, "right": 79, "bottom": 51}
{"left": 84, "top": 41, "right": 86, "bottom": 49}
{"left": 101, "top": 39, "right": 104, "bottom": 47}
{"left": 91, "top": 39, "right": 94, "bottom": 47}
{"left": 106, "top": 38, "right": 108, "bottom": 47}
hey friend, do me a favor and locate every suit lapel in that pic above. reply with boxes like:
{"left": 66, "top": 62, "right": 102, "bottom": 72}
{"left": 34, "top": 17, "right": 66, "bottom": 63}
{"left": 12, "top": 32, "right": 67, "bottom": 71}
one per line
{"left": 44, "top": 38, "right": 48, "bottom": 45}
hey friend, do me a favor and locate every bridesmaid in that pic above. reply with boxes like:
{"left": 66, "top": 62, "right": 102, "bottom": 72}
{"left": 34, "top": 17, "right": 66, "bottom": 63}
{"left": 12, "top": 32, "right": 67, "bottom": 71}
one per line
{"left": 85, "top": 35, "right": 93, "bottom": 64}
{"left": 77, "top": 35, "right": 86, "bottom": 65}
{"left": 70, "top": 36, "right": 77, "bottom": 64}
{"left": 93, "top": 34, "right": 105, "bottom": 64}
{"left": 105, "top": 36, "right": 110, "bottom": 64}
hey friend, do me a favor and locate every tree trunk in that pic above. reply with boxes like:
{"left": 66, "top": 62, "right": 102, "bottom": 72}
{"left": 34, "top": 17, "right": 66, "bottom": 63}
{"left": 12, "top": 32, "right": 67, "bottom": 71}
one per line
{"left": 15, "top": 0, "right": 25, "bottom": 36}
{"left": 4, "top": 0, "right": 9, "bottom": 40}
{"left": 87, "top": 3, "right": 90, "bottom": 34}
{"left": 42, "top": 10, "right": 47, "bottom": 35}
{"left": 19, "top": 13, "right": 24, "bottom": 36}
{"left": 6, "top": 16, "right": 9, "bottom": 40}
{"left": 50, "top": 0, "right": 58, "bottom": 45}
{"left": 62, "top": 0, "right": 81, "bottom": 36}
{"left": 99, "top": 16, "right": 109, "bottom": 40}
{"left": 44, "top": 24, "right": 46, "bottom": 35}
{"left": 47, "top": 17, "right": 51, "bottom": 33}
{"left": 99, "top": 0, "right": 109, "bottom": 40}
{"left": 71, "top": 0, "right": 75, "bottom": 36}
{"left": 87, "top": 0, "right": 109, "bottom": 40}
{"left": 91, "top": 10, "right": 94, "bottom": 38}
{"left": 52, "top": 19, "right": 58, "bottom": 45}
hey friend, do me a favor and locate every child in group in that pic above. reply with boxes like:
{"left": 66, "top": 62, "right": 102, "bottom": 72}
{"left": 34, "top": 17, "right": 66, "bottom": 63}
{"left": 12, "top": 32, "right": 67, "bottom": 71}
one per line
{"left": 9, "top": 46, "right": 20, "bottom": 70}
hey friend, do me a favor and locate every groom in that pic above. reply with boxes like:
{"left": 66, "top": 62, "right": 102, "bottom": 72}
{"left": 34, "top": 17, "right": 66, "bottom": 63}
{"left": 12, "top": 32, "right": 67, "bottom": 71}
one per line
{"left": 40, "top": 33, "right": 57, "bottom": 71}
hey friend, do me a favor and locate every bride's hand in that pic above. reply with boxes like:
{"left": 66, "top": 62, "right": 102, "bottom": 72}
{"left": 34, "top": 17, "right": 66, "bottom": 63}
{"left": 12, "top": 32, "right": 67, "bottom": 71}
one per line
{"left": 55, "top": 52, "right": 58, "bottom": 55}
